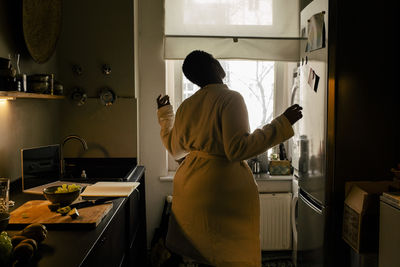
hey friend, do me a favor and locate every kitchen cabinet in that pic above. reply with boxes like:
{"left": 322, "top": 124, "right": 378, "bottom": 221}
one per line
{"left": 82, "top": 202, "right": 127, "bottom": 267}
{"left": 79, "top": 166, "right": 147, "bottom": 267}
{"left": 7, "top": 166, "right": 146, "bottom": 267}
{"left": 379, "top": 199, "right": 400, "bottom": 267}
{"left": 124, "top": 185, "right": 147, "bottom": 267}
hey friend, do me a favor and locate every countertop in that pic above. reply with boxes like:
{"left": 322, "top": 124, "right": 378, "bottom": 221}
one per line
{"left": 161, "top": 171, "right": 293, "bottom": 182}
{"left": 253, "top": 173, "right": 293, "bottom": 181}
{"left": 5, "top": 166, "right": 145, "bottom": 267}
{"left": 255, "top": 173, "right": 293, "bottom": 193}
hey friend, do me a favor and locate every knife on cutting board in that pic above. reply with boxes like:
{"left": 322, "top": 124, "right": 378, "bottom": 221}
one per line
{"left": 70, "top": 197, "right": 119, "bottom": 210}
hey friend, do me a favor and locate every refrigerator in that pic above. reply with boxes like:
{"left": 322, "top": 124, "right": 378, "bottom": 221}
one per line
{"left": 291, "top": 0, "right": 398, "bottom": 266}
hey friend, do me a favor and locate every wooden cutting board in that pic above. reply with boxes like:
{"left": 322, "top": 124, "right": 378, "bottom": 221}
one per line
{"left": 9, "top": 200, "right": 113, "bottom": 229}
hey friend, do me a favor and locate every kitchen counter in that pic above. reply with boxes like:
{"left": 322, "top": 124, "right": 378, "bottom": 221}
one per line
{"left": 254, "top": 173, "right": 293, "bottom": 181}
{"left": 6, "top": 166, "right": 146, "bottom": 267}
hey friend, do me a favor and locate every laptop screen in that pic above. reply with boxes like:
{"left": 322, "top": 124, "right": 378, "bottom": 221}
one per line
{"left": 21, "top": 144, "right": 61, "bottom": 191}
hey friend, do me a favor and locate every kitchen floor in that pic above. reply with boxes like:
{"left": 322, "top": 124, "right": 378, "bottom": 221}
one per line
{"left": 172, "top": 251, "right": 294, "bottom": 267}
{"left": 262, "top": 251, "right": 293, "bottom": 267}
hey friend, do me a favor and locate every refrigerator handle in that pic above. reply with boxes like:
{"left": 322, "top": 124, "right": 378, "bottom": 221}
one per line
{"left": 291, "top": 195, "right": 298, "bottom": 243}
{"left": 290, "top": 84, "right": 299, "bottom": 106}
{"left": 299, "top": 193, "right": 323, "bottom": 215}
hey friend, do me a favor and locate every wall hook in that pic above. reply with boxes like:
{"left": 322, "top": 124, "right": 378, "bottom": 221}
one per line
{"left": 102, "top": 64, "right": 112, "bottom": 75}
{"left": 72, "top": 64, "right": 83, "bottom": 76}
{"left": 99, "top": 87, "right": 116, "bottom": 106}
{"left": 71, "top": 87, "right": 87, "bottom": 106}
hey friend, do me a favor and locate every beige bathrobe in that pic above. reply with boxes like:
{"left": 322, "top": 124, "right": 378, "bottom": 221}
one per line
{"left": 157, "top": 84, "right": 294, "bottom": 267}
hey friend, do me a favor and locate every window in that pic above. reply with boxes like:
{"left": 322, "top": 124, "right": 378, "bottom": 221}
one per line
{"left": 176, "top": 0, "right": 273, "bottom": 28}
{"left": 163, "top": 0, "right": 300, "bottom": 171}
{"left": 165, "top": 0, "right": 298, "bottom": 38}
{"left": 166, "top": 60, "right": 297, "bottom": 171}
{"left": 171, "top": 60, "right": 275, "bottom": 131}
{"left": 164, "top": 0, "right": 300, "bottom": 61}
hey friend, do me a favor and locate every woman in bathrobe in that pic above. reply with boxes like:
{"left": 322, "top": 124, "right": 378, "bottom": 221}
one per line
{"left": 157, "top": 50, "right": 302, "bottom": 267}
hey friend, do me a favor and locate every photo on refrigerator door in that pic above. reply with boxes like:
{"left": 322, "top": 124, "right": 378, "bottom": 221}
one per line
{"left": 307, "top": 67, "right": 320, "bottom": 93}
{"left": 305, "top": 12, "right": 326, "bottom": 52}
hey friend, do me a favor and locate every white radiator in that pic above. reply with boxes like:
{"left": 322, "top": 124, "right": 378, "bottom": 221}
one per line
{"left": 260, "top": 193, "right": 292, "bottom": 250}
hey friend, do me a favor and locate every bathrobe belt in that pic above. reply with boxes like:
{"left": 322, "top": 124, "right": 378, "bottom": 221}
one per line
{"left": 188, "top": 150, "right": 229, "bottom": 161}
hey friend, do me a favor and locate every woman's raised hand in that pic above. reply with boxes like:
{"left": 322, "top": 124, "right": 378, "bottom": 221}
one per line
{"left": 283, "top": 104, "right": 303, "bottom": 125}
{"left": 157, "top": 94, "right": 171, "bottom": 109}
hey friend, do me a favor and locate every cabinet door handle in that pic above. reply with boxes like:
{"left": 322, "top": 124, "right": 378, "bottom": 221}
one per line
{"left": 135, "top": 188, "right": 140, "bottom": 200}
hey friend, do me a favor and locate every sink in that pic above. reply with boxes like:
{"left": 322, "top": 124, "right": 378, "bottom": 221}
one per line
{"left": 62, "top": 157, "right": 137, "bottom": 182}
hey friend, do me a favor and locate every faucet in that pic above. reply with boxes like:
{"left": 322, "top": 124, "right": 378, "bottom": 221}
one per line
{"left": 62, "top": 135, "right": 88, "bottom": 150}
{"left": 61, "top": 135, "right": 88, "bottom": 176}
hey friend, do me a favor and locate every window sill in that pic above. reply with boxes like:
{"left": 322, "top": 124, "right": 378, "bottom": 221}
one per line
{"left": 160, "top": 172, "right": 293, "bottom": 182}
{"left": 159, "top": 171, "right": 175, "bottom": 182}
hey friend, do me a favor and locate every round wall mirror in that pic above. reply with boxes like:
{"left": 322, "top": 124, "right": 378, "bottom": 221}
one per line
{"left": 22, "top": 0, "right": 62, "bottom": 63}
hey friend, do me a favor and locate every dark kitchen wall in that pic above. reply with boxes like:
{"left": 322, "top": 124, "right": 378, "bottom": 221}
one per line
{"left": 327, "top": 1, "right": 399, "bottom": 265}
{"left": 332, "top": 0, "right": 398, "bottom": 184}
{"left": 0, "top": 0, "right": 61, "bottom": 182}
{"left": 56, "top": 0, "right": 137, "bottom": 158}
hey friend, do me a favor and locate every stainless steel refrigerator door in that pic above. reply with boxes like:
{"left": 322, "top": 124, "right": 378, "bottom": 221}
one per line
{"left": 297, "top": 190, "right": 326, "bottom": 267}
{"left": 290, "top": 67, "right": 301, "bottom": 172}
{"left": 295, "top": 0, "right": 328, "bottom": 205}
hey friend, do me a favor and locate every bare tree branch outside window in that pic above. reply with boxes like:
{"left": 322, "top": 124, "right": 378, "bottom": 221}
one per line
{"left": 183, "top": 60, "right": 275, "bottom": 132}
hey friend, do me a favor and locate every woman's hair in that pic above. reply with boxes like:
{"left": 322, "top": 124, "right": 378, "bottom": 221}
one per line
{"left": 182, "top": 50, "right": 215, "bottom": 86}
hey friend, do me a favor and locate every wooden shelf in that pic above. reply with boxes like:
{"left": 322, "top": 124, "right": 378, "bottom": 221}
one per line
{"left": 0, "top": 91, "right": 65, "bottom": 100}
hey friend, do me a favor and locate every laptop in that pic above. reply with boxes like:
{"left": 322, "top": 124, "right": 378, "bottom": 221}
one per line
{"left": 21, "top": 144, "right": 90, "bottom": 195}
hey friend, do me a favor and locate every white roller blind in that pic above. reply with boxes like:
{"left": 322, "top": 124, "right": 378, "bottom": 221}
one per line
{"left": 164, "top": 0, "right": 300, "bottom": 60}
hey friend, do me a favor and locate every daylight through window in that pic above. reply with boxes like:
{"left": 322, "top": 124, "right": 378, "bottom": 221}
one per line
{"left": 182, "top": 60, "right": 275, "bottom": 131}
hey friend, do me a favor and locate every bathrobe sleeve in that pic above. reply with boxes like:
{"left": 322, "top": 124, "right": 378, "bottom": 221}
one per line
{"left": 157, "top": 105, "right": 187, "bottom": 160}
{"left": 221, "top": 91, "right": 294, "bottom": 161}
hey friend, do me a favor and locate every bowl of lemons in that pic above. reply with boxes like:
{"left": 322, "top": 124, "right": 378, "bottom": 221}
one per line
{"left": 43, "top": 184, "right": 82, "bottom": 207}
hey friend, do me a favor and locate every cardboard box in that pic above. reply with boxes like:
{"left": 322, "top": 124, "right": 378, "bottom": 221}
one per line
{"left": 342, "top": 181, "right": 398, "bottom": 253}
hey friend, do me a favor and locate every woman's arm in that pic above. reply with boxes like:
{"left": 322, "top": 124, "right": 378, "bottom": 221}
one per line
{"left": 221, "top": 91, "right": 299, "bottom": 161}
{"left": 157, "top": 95, "right": 187, "bottom": 159}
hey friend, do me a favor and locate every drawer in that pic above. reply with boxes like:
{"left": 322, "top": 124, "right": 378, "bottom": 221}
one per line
{"left": 82, "top": 205, "right": 127, "bottom": 267}
{"left": 127, "top": 189, "right": 140, "bottom": 245}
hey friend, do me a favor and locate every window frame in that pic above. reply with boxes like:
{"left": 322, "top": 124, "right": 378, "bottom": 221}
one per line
{"left": 165, "top": 60, "right": 296, "bottom": 172}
